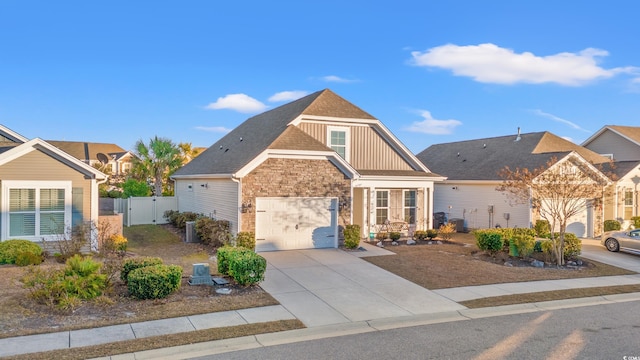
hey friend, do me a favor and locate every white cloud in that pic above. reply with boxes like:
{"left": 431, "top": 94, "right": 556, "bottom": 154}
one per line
{"left": 268, "top": 90, "right": 309, "bottom": 102}
{"left": 195, "top": 126, "right": 232, "bottom": 133}
{"left": 404, "top": 110, "right": 462, "bottom": 135}
{"left": 530, "top": 109, "right": 591, "bottom": 133}
{"left": 411, "top": 43, "right": 637, "bottom": 86}
{"left": 322, "top": 75, "right": 358, "bottom": 83}
{"left": 205, "top": 94, "right": 267, "bottom": 113}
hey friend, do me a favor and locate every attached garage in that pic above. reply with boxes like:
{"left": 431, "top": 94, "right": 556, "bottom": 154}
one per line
{"left": 255, "top": 197, "right": 338, "bottom": 252}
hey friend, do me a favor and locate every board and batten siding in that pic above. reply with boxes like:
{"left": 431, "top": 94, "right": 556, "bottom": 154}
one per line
{"left": 0, "top": 149, "right": 93, "bottom": 223}
{"left": 584, "top": 130, "right": 640, "bottom": 161}
{"left": 433, "top": 183, "right": 531, "bottom": 230}
{"left": 298, "top": 122, "right": 413, "bottom": 170}
{"left": 175, "top": 178, "right": 239, "bottom": 234}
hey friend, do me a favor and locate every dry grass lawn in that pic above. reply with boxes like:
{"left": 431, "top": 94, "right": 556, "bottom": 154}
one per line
{"left": 1, "top": 228, "right": 637, "bottom": 359}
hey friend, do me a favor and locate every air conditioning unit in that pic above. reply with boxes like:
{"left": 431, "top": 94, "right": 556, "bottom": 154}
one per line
{"left": 185, "top": 221, "right": 201, "bottom": 243}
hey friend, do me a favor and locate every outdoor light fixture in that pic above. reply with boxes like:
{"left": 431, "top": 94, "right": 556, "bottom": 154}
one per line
{"left": 201, "top": 183, "right": 208, "bottom": 189}
{"left": 241, "top": 201, "right": 252, "bottom": 213}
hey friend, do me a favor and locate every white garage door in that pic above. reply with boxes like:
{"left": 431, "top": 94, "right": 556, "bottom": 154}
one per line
{"left": 255, "top": 197, "right": 338, "bottom": 252}
{"left": 546, "top": 199, "right": 593, "bottom": 238}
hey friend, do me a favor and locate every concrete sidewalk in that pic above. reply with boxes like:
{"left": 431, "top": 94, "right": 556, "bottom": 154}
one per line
{"left": 0, "top": 305, "right": 296, "bottom": 358}
{"left": 3, "top": 239, "right": 639, "bottom": 358}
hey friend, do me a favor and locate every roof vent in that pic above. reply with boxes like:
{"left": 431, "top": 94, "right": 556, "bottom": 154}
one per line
{"left": 515, "top": 127, "right": 522, "bottom": 142}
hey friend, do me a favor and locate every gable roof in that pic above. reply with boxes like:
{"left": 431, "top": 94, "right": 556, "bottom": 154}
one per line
{"left": 0, "top": 124, "right": 29, "bottom": 143}
{"left": 582, "top": 125, "right": 640, "bottom": 147}
{"left": 601, "top": 160, "right": 640, "bottom": 180}
{"left": 417, "top": 131, "right": 610, "bottom": 181}
{"left": 0, "top": 138, "right": 107, "bottom": 180}
{"left": 45, "top": 140, "right": 130, "bottom": 162}
{"left": 174, "top": 89, "right": 430, "bottom": 178}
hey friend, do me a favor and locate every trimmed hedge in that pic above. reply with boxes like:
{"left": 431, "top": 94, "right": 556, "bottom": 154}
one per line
{"left": 195, "top": 217, "right": 232, "bottom": 247}
{"left": 120, "top": 257, "right": 163, "bottom": 283}
{"left": 236, "top": 232, "right": 256, "bottom": 250}
{"left": 343, "top": 225, "right": 360, "bottom": 249}
{"left": 604, "top": 220, "right": 621, "bottom": 232}
{"left": 127, "top": 264, "right": 183, "bottom": 299}
{"left": 473, "top": 229, "right": 504, "bottom": 254}
{"left": 216, "top": 246, "right": 266, "bottom": 285}
{"left": 534, "top": 220, "right": 550, "bottom": 238}
{"left": 0, "top": 239, "right": 43, "bottom": 265}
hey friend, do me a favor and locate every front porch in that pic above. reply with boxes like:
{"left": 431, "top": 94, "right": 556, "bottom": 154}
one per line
{"left": 351, "top": 179, "right": 434, "bottom": 240}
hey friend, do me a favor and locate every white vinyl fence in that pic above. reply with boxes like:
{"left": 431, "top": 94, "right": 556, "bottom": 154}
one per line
{"left": 114, "top": 196, "right": 178, "bottom": 226}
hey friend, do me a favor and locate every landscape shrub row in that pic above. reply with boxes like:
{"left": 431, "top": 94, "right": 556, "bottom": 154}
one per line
{"left": 473, "top": 227, "right": 579, "bottom": 261}
{"left": 216, "top": 246, "right": 266, "bottom": 285}
{"left": 21, "top": 254, "right": 107, "bottom": 311}
{"left": 121, "top": 256, "right": 183, "bottom": 299}
{"left": 0, "top": 239, "right": 43, "bottom": 265}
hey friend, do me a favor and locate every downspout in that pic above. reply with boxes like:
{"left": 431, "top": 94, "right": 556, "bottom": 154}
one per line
{"left": 231, "top": 176, "right": 242, "bottom": 235}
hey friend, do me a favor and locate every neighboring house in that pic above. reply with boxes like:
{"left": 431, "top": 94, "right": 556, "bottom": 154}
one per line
{"left": 46, "top": 140, "right": 134, "bottom": 177}
{"left": 416, "top": 130, "right": 611, "bottom": 237}
{"left": 0, "top": 125, "right": 108, "bottom": 250}
{"left": 172, "top": 89, "right": 444, "bottom": 251}
{"left": 582, "top": 125, "right": 640, "bottom": 228}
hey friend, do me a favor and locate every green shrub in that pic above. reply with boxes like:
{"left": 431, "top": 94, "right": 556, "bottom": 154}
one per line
{"left": 376, "top": 232, "right": 388, "bottom": 241}
{"left": 474, "top": 229, "right": 504, "bottom": 254}
{"left": 236, "top": 231, "right": 256, "bottom": 250}
{"left": 216, "top": 246, "right": 252, "bottom": 275}
{"left": 389, "top": 232, "right": 401, "bottom": 241}
{"left": 127, "top": 264, "right": 183, "bottom": 299}
{"left": 0, "top": 239, "right": 43, "bottom": 264}
{"left": 631, "top": 216, "right": 640, "bottom": 229}
{"left": 540, "top": 239, "right": 554, "bottom": 261}
{"left": 228, "top": 251, "right": 266, "bottom": 286}
{"left": 604, "top": 220, "right": 621, "bottom": 232}
{"left": 15, "top": 251, "right": 44, "bottom": 266}
{"left": 534, "top": 220, "right": 550, "bottom": 238}
{"left": 195, "top": 217, "right": 231, "bottom": 247}
{"left": 164, "top": 210, "right": 180, "bottom": 226}
{"left": 558, "top": 232, "right": 581, "bottom": 260}
{"left": 175, "top": 212, "right": 200, "bottom": 229}
{"left": 426, "top": 229, "right": 438, "bottom": 239}
{"left": 413, "top": 230, "right": 427, "bottom": 240}
{"left": 120, "top": 257, "right": 163, "bottom": 283}
{"left": 343, "top": 225, "right": 360, "bottom": 249}
{"left": 21, "top": 254, "right": 108, "bottom": 311}
{"left": 512, "top": 233, "right": 535, "bottom": 258}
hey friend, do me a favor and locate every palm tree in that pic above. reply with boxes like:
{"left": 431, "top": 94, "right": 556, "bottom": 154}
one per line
{"left": 178, "top": 142, "right": 202, "bottom": 164}
{"left": 131, "top": 136, "right": 183, "bottom": 196}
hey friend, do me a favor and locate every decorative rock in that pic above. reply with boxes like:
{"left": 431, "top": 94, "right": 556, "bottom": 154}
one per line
{"left": 567, "top": 261, "right": 577, "bottom": 266}
{"left": 437, "top": 241, "right": 443, "bottom": 245}
{"left": 504, "top": 261, "right": 513, "bottom": 267}
{"left": 391, "top": 241, "right": 399, "bottom": 246}
{"left": 406, "top": 239, "right": 416, "bottom": 245}
{"left": 216, "top": 288, "right": 232, "bottom": 295}
{"left": 531, "top": 259, "right": 545, "bottom": 268}
{"left": 428, "top": 241, "right": 433, "bottom": 245}
{"left": 376, "top": 241, "right": 384, "bottom": 248}
{"left": 576, "top": 259, "right": 583, "bottom": 266}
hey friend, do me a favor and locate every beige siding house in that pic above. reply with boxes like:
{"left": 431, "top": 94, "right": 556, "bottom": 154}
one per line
{"left": 582, "top": 125, "right": 640, "bottom": 228}
{"left": 172, "top": 89, "right": 444, "bottom": 251}
{"left": 417, "top": 131, "right": 612, "bottom": 237}
{"left": 46, "top": 140, "right": 134, "bottom": 177}
{"left": 0, "top": 125, "right": 107, "bottom": 250}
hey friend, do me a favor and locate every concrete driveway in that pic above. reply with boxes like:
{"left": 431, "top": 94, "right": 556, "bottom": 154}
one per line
{"left": 581, "top": 238, "right": 640, "bottom": 272}
{"left": 259, "top": 245, "right": 466, "bottom": 328}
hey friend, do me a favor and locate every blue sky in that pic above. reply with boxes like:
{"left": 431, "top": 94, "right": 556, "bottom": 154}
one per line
{"left": 1, "top": 1, "right": 639, "bottom": 153}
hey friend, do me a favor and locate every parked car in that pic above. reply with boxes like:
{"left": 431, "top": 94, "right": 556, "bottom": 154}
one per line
{"left": 601, "top": 229, "right": 640, "bottom": 255}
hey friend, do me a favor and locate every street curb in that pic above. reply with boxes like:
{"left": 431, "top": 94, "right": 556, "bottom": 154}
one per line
{"left": 107, "top": 294, "right": 640, "bottom": 360}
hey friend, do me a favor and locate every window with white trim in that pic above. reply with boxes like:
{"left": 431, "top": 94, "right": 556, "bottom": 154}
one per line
{"left": 376, "top": 190, "right": 389, "bottom": 225}
{"left": 624, "top": 190, "right": 634, "bottom": 220}
{"left": 3, "top": 181, "right": 71, "bottom": 240}
{"left": 327, "top": 126, "right": 350, "bottom": 161}
{"left": 403, "top": 190, "right": 416, "bottom": 224}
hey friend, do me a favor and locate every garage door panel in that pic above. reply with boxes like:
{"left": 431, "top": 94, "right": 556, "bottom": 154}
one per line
{"left": 255, "top": 197, "right": 338, "bottom": 252}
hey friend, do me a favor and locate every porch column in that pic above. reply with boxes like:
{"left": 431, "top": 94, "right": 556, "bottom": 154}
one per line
{"left": 369, "top": 187, "right": 376, "bottom": 237}
{"left": 423, "top": 185, "right": 431, "bottom": 231}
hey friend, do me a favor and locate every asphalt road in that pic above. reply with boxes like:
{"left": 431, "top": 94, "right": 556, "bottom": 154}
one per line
{"left": 192, "top": 300, "right": 640, "bottom": 360}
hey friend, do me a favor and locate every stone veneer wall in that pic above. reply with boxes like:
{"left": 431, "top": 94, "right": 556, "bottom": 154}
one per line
{"left": 241, "top": 158, "right": 351, "bottom": 236}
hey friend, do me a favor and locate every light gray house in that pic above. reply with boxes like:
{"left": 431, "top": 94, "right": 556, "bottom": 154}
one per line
{"left": 172, "top": 89, "right": 444, "bottom": 251}
{"left": 582, "top": 125, "right": 640, "bottom": 228}
{"left": 417, "top": 130, "right": 611, "bottom": 237}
